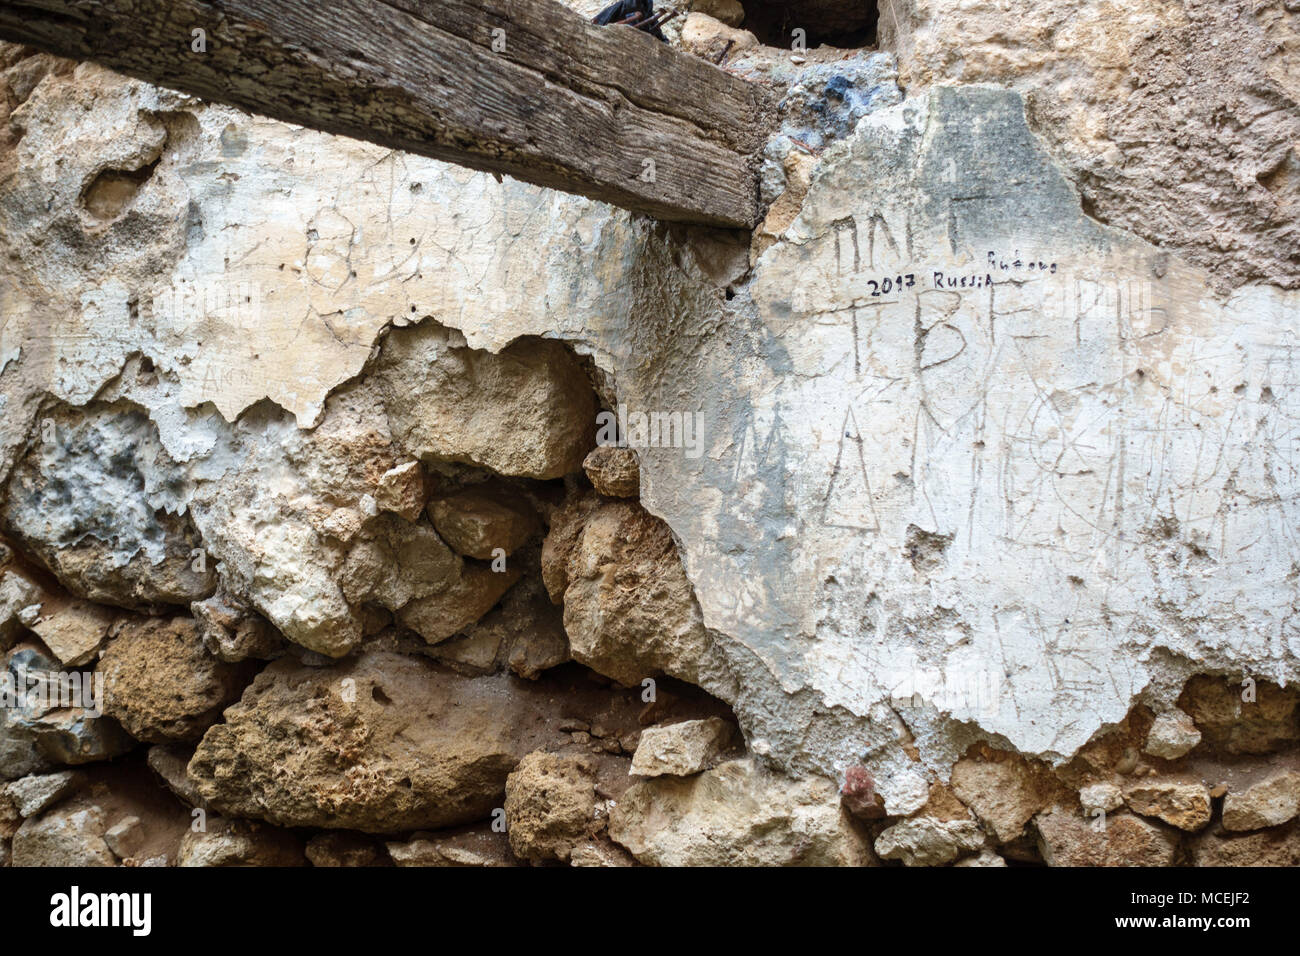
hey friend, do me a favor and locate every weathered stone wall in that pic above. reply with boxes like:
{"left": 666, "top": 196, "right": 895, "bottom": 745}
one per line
{"left": 0, "top": 0, "right": 1297, "bottom": 866}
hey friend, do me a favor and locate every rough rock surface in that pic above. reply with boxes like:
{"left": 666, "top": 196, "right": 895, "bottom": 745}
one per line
{"left": 1122, "top": 781, "right": 1213, "bottom": 832}
{"left": 629, "top": 717, "right": 738, "bottom": 777}
{"left": 11, "top": 805, "right": 116, "bottom": 866}
{"left": 1035, "top": 806, "right": 1180, "bottom": 867}
{"left": 177, "top": 818, "right": 307, "bottom": 867}
{"left": 21, "top": 598, "right": 114, "bottom": 667}
{"left": 427, "top": 487, "right": 541, "bottom": 560}
{"left": 1143, "top": 709, "right": 1202, "bottom": 760}
{"left": 1178, "top": 677, "right": 1300, "bottom": 755}
{"left": 98, "top": 615, "right": 251, "bottom": 743}
{"left": 1222, "top": 770, "right": 1300, "bottom": 832}
{"left": 386, "top": 826, "right": 517, "bottom": 867}
{"left": 582, "top": 447, "right": 640, "bottom": 498}
{"left": 1, "top": 0, "right": 1299, "bottom": 867}
{"left": 504, "top": 751, "right": 599, "bottom": 863}
{"left": 875, "top": 817, "right": 985, "bottom": 867}
{"left": 949, "top": 752, "right": 1056, "bottom": 843}
{"left": 2, "top": 405, "right": 217, "bottom": 609}
{"left": 609, "top": 759, "right": 873, "bottom": 866}
{"left": 557, "top": 500, "right": 712, "bottom": 686}
{"left": 189, "top": 650, "right": 592, "bottom": 832}
{"left": 879, "top": 0, "right": 1300, "bottom": 291}
{"left": 1189, "top": 822, "right": 1300, "bottom": 866}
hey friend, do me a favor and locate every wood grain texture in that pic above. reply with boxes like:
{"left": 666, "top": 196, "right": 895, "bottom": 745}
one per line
{"left": 0, "top": 0, "right": 773, "bottom": 226}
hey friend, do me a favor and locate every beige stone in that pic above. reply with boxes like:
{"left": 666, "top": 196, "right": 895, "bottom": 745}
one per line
{"left": 609, "top": 759, "right": 872, "bottom": 866}
{"left": 582, "top": 446, "right": 640, "bottom": 498}
{"left": 338, "top": 514, "right": 461, "bottom": 612}
{"left": 427, "top": 488, "right": 541, "bottom": 559}
{"left": 1179, "top": 676, "right": 1300, "bottom": 755}
{"left": 373, "top": 460, "right": 427, "bottom": 522}
{"left": 22, "top": 598, "right": 115, "bottom": 668}
{"left": 103, "top": 815, "right": 145, "bottom": 860}
{"left": 1222, "top": 770, "right": 1300, "bottom": 831}
{"left": 1123, "top": 781, "right": 1213, "bottom": 831}
{"left": 875, "top": 817, "right": 986, "bottom": 867}
{"left": 373, "top": 326, "right": 598, "bottom": 480}
{"left": 1144, "top": 709, "right": 1203, "bottom": 760}
{"left": 398, "top": 563, "right": 523, "bottom": 645}
{"left": 305, "top": 831, "right": 392, "bottom": 867}
{"left": 1035, "top": 806, "right": 1180, "bottom": 866}
{"left": 386, "top": 825, "right": 517, "bottom": 867}
{"left": 629, "top": 717, "right": 737, "bottom": 777}
{"left": 559, "top": 500, "right": 711, "bottom": 686}
{"left": 680, "top": 13, "right": 758, "bottom": 60}
{"left": 188, "top": 650, "right": 593, "bottom": 832}
{"left": 12, "top": 805, "right": 115, "bottom": 867}
{"left": 949, "top": 753, "right": 1053, "bottom": 843}
{"left": 504, "top": 751, "right": 598, "bottom": 863}
{"left": 98, "top": 616, "right": 251, "bottom": 743}
{"left": 5, "top": 770, "right": 80, "bottom": 817}
{"left": 0, "top": 565, "right": 44, "bottom": 650}
{"left": 1189, "top": 822, "right": 1300, "bottom": 866}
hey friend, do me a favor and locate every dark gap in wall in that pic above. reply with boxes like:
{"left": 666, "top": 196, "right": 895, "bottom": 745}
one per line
{"left": 737, "top": 0, "right": 879, "bottom": 49}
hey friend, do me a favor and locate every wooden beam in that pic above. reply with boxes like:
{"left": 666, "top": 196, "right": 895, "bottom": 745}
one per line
{"left": 0, "top": 0, "right": 772, "bottom": 227}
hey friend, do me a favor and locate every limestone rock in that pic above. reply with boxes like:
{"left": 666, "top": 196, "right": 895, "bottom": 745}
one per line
{"left": 680, "top": 13, "right": 759, "bottom": 61}
{"left": 1035, "top": 806, "right": 1180, "bottom": 867}
{"left": 629, "top": 717, "right": 737, "bottom": 778}
{"left": 582, "top": 447, "right": 640, "bottom": 498}
{"left": 306, "top": 831, "right": 392, "bottom": 867}
{"left": 190, "top": 591, "right": 284, "bottom": 663}
{"left": 540, "top": 489, "right": 601, "bottom": 603}
{"left": 177, "top": 818, "right": 307, "bottom": 867}
{"left": 103, "top": 815, "right": 145, "bottom": 860}
{"left": 609, "top": 759, "right": 872, "bottom": 866}
{"left": 22, "top": 598, "right": 115, "bottom": 668}
{"left": 12, "top": 805, "right": 115, "bottom": 866}
{"left": 373, "top": 325, "right": 598, "bottom": 480}
{"left": 188, "top": 650, "right": 580, "bottom": 832}
{"left": 1123, "top": 781, "right": 1213, "bottom": 831}
{"left": 1078, "top": 783, "right": 1124, "bottom": 815}
{"left": 427, "top": 487, "right": 541, "bottom": 560}
{"left": 874, "top": 817, "right": 986, "bottom": 867}
{"left": 426, "top": 575, "right": 569, "bottom": 679}
{"left": 1222, "top": 770, "right": 1300, "bottom": 832}
{"left": 504, "top": 751, "right": 598, "bottom": 863}
{"left": 1179, "top": 677, "right": 1300, "bottom": 755}
{"left": 338, "top": 514, "right": 461, "bottom": 612}
{"left": 2, "top": 404, "right": 217, "bottom": 610}
{"left": 398, "top": 563, "right": 523, "bottom": 645}
{"left": 5, "top": 770, "right": 80, "bottom": 817}
{"left": 386, "top": 826, "right": 517, "bottom": 867}
{"left": 1189, "top": 823, "right": 1300, "bottom": 866}
{"left": 949, "top": 753, "right": 1054, "bottom": 843}
{"left": 1143, "top": 709, "right": 1202, "bottom": 760}
{"left": 374, "top": 461, "right": 427, "bottom": 522}
{"left": 559, "top": 500, "right": 710, "bottom": 686}
{"left": 0, "top": 565, "right": 44, "bottom": 650}
{"left": 98, "top": 616, "right": 251, "bottom": 743}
